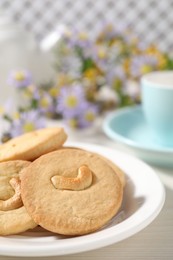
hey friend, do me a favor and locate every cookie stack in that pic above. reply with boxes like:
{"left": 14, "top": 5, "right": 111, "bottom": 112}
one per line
{"left": 0, "top": 127, "right": 125, "bottom": 236}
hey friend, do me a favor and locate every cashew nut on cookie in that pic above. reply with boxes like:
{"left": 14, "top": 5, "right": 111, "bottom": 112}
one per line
{"left": 0, "top": 177, "right": 23, "bottom": 211}
{"left": 51, "top": 165, "right": 92, "bottom": 191}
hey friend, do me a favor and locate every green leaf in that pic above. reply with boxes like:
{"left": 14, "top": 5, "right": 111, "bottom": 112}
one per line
{"left": 165, "top": 57, "right": 173, "bottom": 70}
{"left": 120, "top": 95, "right": 134, "bottom": 107}
{"left": 30, "top": 99, "right": 39, "bottom": 109}
{"left": 3, "top": 114, "right": 13, "bottom": 123}
{"left": 81, "top": 58, "right": 95, "bottom": 72}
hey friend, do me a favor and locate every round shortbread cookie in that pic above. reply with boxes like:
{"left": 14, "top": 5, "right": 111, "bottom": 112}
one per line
{"left": 0, "top": 160, "right": 30, "bottom": 201}
{"left": 0, "top": 161, "right": 37, "bottom": 235}
{"left": 93, "top": 153, "right": 126, "bottom": 187}
{"left": 21, "top": 149, "right": 123, "bottom": 236}
{"left": 62, "top": 146, "right": 126, "bottom": 187}
{"left": 0, "top": 127, "right": 67, "bottom": 162}
{"left": 0, "top": 207, "right": 37, "bottom": 236}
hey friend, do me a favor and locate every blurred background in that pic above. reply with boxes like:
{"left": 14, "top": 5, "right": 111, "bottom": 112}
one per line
{"left": 0, "top": 0, "right": 173, "bottom": 140}
{"left": 1, "top": 0, "right": 173, "bottom": 51}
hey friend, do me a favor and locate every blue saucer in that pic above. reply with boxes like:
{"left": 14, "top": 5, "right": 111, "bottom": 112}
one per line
{"left": 103, "top": 105, "right": 173, "bottom": 168}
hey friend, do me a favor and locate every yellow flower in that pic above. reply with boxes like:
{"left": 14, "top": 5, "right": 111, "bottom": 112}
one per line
{"left": 49, "top": 87, "right": 59, "bottom": 97}
{"left": 13, "top": 112, "right": 20, "bottom": 120}
{"left": 65, "top": 96, "right": 78, "bottom": 108}
{"left": 14, "top": 72, "right": 25, "bottom": 81}
{"left": 156, "top": 54, "right": 167, "bottom": 69}
{"left": 40, "top": 98, "right": 49, "bottom": 108}
{"left": 85, "top": 111, "right": 95, "bottom": 122}
{"left": 68, "top": 118, "right": 78, "bottom": 128}
{"left": 0, "top": 106, "right": 4, "bottom": 115}
{"left": 84, "top": 68, "right": 101, "bottom": 83}
{"left": 123, "top": 59, "right": 131, "bottom": 75}
{"left": 140, "top": 65, "right": 153, "bottom": 74}
{"left": 23, "top": 85, "right": 35, "bottom": 98}
{"left": 145, "top": 45, "right": 167, "bottom": 69}
{"left": 78, "top": 32, "right": 88, "bottom": 41}
{"left": 57, "top": 73, "right": 72, "bottom": 87}
{"left": 97, "top": 46, "right": 107, "bottom": 59}
{"left": 23, "top": 122, "right": 36, "bottom": 133}
{"left": 145, "top": 45, "right": 159, "bottom": 55}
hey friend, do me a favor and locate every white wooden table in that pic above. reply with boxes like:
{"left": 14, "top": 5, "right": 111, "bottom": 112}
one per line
{"left": 0, "top": 126, "right": 173, "bottom": 260}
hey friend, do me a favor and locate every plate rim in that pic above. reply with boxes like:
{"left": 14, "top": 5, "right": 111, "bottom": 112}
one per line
{"left": 0, "top": 142, "right": 165, "bottom": 257}
{"left": 103, "top": 105, "right": 173, "bottom": 154}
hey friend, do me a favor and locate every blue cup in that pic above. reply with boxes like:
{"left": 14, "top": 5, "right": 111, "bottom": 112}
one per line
{"left": 141, "top": 71, "right": 173, "bottom": 147}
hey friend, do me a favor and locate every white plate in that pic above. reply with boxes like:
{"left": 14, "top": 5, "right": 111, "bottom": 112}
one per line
{"left": 0, "top": 142, "right": 165, "bottom": 257}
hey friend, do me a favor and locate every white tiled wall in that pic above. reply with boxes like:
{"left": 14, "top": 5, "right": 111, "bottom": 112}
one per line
{"left": 0, "top": 0, "right": 173, "bottom": 52}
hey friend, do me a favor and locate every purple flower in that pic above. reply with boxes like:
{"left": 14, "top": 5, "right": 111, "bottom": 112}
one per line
{"left": 10, "top": 110, "right": 46, "bottom": 137}
{"left": 96, "top": 22, "right": 129, "bottom": 42}
{"left": 63, "top": 101, "right": 99, "bottom": 129}
{"left": 56, "top": 83, "right": 99, "bottom": 129}
{"left": 7, "top": 70, "right": 33, "bottom": 88}
{"left": 106, "top": 67, "right": 126, "bottom": 89}
{"left": 64, "top": 29, "right": 94, "bottom": 58}
{"left": 65, "top": 29, "right": 90, "bottom": 48}
{"left": 91, "top": 45, "right": 109, "bottom": 71}
{"left": 38, "top": 91, "right": 54, "bottom": 114}
{"left": 0, "top": 98, "right": 16, "bottom": 118}
{"left": 23, "top": 85, "right": 40, "bottom": 100}
{"left": 130, "top": 55, "right": 158, "bottom": 79}
{"left": 56, "top": 84, "right": 86, "bottom": 118}
{"left": 78, "top": 102, "right": 99, "bottom": 128}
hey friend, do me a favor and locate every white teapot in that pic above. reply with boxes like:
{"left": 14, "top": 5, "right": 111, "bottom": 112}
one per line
{"left": 0, "top": 10, "right": 55, "bottom": 106}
